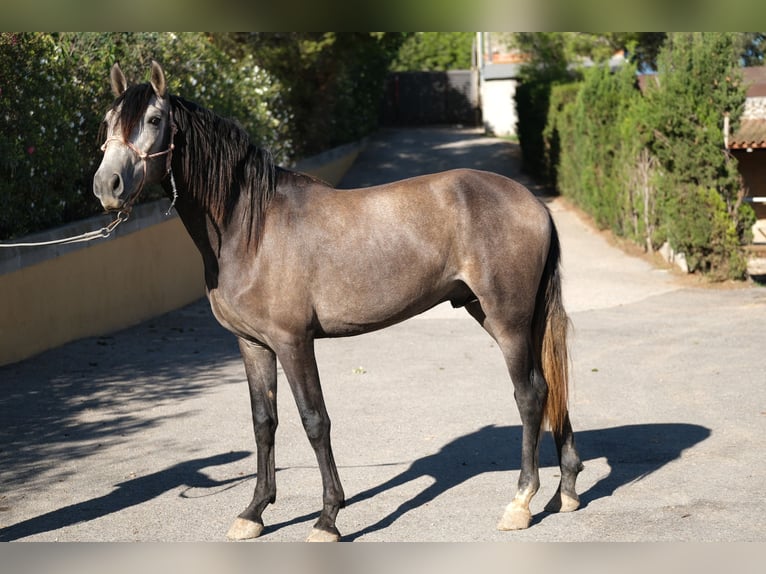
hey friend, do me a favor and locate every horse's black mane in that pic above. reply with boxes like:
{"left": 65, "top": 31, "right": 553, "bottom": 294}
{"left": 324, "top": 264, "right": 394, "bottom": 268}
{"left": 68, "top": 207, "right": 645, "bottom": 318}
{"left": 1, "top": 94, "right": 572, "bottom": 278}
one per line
{"left": 107, "top": 83, "right": 277, "bottom": 247}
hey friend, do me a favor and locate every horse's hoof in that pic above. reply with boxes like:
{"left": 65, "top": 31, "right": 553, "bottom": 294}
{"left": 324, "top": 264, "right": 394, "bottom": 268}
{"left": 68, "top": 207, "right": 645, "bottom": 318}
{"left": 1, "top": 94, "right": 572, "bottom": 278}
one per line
{"left": 497, "top": 504, "right": 532, "bottom": 530}
{"left": 227, "top": 517, "right": 264, "bottom": 540}
{"left": 497, "top": 504, "right": 532, "bottom": 531}
{"left": 544, "top": 491, "right": 580, "bottom": 513}
{"left": 306, "top": 527, "right": 341, "bottom": 542}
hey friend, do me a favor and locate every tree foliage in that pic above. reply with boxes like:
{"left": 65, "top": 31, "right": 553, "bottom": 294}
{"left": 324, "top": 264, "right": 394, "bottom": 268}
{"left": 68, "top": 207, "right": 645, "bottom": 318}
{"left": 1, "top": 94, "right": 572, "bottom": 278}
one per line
{"left": 513, "top": 32, "right": 664, "bottom": 71}
{"left": 645, "top": 32, "right": 754, "bottom": 278}
{"left": 389, "top": 32, "right": 474, "bottom": 71}
{"left": 228, "top": 32, "right": 404, "bottom": 158}
{"left": 0, "top": 33, "right": 87, "bottom": 238}
{"left": 538, "top": 32, "right": 756, "bottom": 280}
{"left": 1, "top": 32, "right": 400, "bottom": 239}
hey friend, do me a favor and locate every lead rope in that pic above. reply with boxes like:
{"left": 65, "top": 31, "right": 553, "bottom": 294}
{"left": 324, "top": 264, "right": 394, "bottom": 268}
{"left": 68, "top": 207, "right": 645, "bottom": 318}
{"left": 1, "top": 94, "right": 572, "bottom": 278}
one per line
{"left": 0, "top": 111, "right": 177, "bottom": 249}
{"left": 166, "top": 170, "right": 178, "bottom": 216}
{"left": 0, "top": 210, "right": 131, "bottom": 248}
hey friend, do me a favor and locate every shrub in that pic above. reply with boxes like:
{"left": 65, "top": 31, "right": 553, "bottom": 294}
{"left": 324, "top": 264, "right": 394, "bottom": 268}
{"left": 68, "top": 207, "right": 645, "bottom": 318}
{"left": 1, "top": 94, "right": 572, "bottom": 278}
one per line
{"left": 514, "top": 33, "right": 576, "bottom": 181}
{"left": 539, "top": 32, "right": 755, "bottom": 280}
{"left": 662, "top": 185, "right": 752, "bottom": 279}
{"left": 0, "top": 33, "right": 286, "bottom": 239}
{"left": 646, "top": 33, "right": 755, "bottom": 279}
{"left": 545, "top": 62, "right": 645, "bottom": 234}
{"left": 542, "top": 81, "right": 580, "bottom": 190}
{"left": 0, "top": 33, "right": 89, "bottom": 238}
{"left": 240, "top": 33, "right": 404, "bottom": 159}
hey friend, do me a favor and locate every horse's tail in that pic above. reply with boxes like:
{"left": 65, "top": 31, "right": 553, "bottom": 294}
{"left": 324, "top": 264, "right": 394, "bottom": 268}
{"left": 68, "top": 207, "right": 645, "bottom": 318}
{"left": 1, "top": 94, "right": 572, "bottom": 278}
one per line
{"left": 533, "top": 213, "right": 571, "bottom": 435}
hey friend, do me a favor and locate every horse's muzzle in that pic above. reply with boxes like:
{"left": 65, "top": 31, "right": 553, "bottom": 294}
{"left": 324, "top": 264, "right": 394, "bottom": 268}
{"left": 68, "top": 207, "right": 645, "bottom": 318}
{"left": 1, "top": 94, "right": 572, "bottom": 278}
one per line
{"left": 93, "top": 170, "right": 125, "bottom": 211}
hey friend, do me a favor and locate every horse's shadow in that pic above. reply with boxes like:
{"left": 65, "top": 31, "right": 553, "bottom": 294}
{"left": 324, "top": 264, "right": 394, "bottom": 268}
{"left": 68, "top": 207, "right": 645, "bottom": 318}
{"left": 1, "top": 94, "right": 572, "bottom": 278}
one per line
{"left": 0, "top": 451, "right": 252, "bottom": 541}
{"left": 1, "top": 423, "right": 710, "bottom": 541}
{"left": 267, "top": 422, "right": 710, "bottom": 540}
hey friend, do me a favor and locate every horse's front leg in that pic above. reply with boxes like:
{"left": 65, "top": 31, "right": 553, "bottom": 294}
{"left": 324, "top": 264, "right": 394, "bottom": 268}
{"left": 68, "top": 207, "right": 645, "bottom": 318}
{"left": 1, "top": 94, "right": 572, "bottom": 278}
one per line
{"left": 227, "top": 338, "right": 278, "bottom": 540}
{"left": 277, "top": 337, "right": 345, "bottom": 542}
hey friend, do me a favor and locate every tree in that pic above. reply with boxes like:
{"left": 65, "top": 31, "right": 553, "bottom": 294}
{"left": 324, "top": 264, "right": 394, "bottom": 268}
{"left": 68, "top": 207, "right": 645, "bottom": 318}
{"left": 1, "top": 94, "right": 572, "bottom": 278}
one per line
{"left": 511, "top": 32, "right": 664, "bottom": 71}
{"left": 645, "top": 32, "right": 754, "bottom": 278}
{"left": 0, "top": 33, "right": 287, "bottom": 239}
{"left": 513, "top": 32, "right": 763, "bottom": 72}
{"left": 513, "top": 33, "right": 573, "bottom": 178}
{"left": 228, "top": 33, "right": 404, "bottom": 159}
{"left": 539, "top": 32, "right": 756, "bottom": 279}
{"left": 0, "top": 33, "right": 87, "bottom": 237}
{"left": 389, "top": 32, "right": 474, "bottom": 71}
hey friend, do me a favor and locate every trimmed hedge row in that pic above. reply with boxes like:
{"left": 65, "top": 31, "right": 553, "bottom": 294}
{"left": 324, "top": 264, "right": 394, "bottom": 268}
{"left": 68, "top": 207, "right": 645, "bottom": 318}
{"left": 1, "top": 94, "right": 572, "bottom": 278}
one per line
{"left": 0, "top": 32, "right": 290, "bottom": 239}
{"left": 529, "top": 32, "right": 756, "bottom": 280}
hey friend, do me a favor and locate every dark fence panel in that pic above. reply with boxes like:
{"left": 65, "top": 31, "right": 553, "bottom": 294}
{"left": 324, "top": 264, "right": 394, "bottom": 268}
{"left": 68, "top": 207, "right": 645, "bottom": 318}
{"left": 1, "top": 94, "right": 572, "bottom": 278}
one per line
{"left": 381, "top": 70, "right": 480, "bottom": 126}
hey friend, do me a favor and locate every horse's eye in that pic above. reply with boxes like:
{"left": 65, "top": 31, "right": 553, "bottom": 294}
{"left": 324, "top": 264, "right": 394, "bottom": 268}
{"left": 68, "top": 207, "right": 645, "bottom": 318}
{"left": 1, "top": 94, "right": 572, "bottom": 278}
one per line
{"left": 148, "top": 116, "right": 161, "bottom": 126}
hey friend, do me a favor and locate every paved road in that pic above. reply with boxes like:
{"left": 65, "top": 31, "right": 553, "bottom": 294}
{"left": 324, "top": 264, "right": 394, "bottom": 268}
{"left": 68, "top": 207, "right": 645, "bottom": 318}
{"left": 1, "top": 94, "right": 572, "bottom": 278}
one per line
{"left": 1, "top": 128, "right": 764, "bottom": 542}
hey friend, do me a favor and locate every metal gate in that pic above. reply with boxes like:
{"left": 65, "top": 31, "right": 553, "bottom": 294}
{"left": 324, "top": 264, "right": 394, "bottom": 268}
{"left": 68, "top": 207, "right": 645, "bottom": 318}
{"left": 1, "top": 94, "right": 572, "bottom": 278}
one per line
{"left": 380, "top": 70, "right": 480, "bottom": 126}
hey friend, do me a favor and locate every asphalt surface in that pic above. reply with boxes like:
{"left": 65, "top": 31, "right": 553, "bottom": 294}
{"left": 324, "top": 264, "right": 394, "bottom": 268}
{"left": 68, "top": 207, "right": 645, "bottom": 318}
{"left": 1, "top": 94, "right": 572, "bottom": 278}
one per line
{"left": 1, "top": 127, "right": 764, "bottom": 542}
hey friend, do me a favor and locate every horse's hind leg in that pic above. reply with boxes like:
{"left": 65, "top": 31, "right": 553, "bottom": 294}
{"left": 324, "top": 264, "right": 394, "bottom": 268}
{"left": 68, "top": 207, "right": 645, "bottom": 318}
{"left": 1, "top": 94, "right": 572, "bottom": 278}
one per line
{"left": 228, "top": 339, "right": 278, "bottom": 540}
{"left": 544, "top": 413, "right": 583, "bottom": 513}
{"left": 498, "top": 333, "right": 548, "bottom": 530}
{"left": 469, "top": 301, "right": 546, "bottom": 531}
{"left": 468, "top": 301, "right": 582, "bottom": 525}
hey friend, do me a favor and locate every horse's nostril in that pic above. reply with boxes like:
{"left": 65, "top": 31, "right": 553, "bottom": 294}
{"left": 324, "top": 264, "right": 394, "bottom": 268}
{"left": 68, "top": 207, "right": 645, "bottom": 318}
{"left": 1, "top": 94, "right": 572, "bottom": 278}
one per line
{"left": 110, "top": 174, "right": 121, "bottom": 192}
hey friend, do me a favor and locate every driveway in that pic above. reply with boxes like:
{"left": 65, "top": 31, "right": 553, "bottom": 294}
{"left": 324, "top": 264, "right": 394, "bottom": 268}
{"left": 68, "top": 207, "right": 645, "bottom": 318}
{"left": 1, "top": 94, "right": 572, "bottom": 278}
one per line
{"left": 1, "top": 127, "right": 764, "bottom": 542}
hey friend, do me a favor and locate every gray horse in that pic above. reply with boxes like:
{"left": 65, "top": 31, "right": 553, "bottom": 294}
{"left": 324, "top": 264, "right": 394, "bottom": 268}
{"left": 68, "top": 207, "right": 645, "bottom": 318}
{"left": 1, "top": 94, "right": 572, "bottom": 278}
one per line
{"left": 93, "top": 61, "right": 583, "bottom": 541}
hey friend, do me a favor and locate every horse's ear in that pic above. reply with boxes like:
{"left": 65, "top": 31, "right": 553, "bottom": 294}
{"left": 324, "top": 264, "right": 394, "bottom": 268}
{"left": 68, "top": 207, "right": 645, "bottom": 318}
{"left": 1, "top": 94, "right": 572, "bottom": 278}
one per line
{"left": 110, "top": 63, "right": 128, "bottom": 97}
{"left": 150, "top": 60, "right": 167, "bottom": 98}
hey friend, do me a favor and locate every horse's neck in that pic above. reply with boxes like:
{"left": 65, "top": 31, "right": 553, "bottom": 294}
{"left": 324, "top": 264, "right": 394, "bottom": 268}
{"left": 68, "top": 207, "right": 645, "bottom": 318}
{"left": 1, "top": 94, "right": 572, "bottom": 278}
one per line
{"left": 163, "top": 177, "right": 221, "bottom": 290}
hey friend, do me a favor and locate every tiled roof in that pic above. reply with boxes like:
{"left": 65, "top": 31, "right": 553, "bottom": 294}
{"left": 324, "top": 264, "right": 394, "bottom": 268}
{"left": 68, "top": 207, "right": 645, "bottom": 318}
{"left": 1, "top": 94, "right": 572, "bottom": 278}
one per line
{"left": 728, "top": 118, "right": 766, "bottom": 150}
{"left": 729, "top": 68, "right": 766, "bottom": 149}
{"left": 743, "top": 67, "right": 766, "bottom": 97}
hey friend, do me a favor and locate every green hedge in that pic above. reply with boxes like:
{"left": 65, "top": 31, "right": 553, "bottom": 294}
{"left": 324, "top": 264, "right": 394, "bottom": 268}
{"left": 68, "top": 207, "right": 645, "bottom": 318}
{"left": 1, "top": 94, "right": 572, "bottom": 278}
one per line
{"left": 537, "top": 32, "right": 756, "bottom": 280}
{"left": 1, "top": 32, "right": 399, "bottom": 240}
{"left": 241, "top": 33, "right": 403, "bottom": 159}
{"left": 0, "top": 33, "right": 288, "bottom": 240}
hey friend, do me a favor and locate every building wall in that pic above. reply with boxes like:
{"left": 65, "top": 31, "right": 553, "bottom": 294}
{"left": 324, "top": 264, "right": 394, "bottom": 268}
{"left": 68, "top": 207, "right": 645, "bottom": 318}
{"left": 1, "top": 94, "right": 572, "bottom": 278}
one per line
{"left": 734, "top": 149, "right": 766, "bottom": 219}
{"left": 480, "top": 78, "right": 518, "bottom": 137}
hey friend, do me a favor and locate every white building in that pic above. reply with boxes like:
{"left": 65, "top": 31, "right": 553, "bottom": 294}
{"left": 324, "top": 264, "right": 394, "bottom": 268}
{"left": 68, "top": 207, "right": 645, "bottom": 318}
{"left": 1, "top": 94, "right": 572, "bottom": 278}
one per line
{"left": 475, "top": 32, "right": 523, "bottom": 137}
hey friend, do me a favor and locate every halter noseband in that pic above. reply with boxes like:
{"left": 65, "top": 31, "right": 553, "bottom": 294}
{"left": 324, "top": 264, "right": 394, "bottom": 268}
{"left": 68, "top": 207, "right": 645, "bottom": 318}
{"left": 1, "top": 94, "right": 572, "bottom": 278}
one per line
{"left": 100, "top": 108, "right": 178, "bottom": 213}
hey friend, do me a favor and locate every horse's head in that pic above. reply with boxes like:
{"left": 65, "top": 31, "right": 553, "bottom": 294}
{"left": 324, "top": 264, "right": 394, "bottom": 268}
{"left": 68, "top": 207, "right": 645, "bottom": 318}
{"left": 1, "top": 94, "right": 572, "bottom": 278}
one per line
{"left": 93, "top": 61, "right": 174, "bottom": 211}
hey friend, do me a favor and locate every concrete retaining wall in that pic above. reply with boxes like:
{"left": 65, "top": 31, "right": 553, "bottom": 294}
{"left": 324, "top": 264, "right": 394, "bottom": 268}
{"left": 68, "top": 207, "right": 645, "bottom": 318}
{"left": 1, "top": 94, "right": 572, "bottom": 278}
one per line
{"left": 0, "top": 140, "right": 365, "bottom": 366}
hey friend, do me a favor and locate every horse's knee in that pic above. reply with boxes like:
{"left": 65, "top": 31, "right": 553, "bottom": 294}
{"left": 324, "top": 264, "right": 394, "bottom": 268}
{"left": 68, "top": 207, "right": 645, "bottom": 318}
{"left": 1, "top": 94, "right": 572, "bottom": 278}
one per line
{"left": 301, "top": 409, "right": 330, "bottom": 444}
{"left": 253, "top": 415, "right": 277, "bottom": 445}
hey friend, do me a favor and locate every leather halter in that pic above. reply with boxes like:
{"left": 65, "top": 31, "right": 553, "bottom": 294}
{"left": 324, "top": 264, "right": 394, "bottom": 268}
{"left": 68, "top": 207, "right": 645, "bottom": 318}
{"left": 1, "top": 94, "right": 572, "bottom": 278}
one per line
{"left": 100, "top": 109, "right": 177, "bottom": 211}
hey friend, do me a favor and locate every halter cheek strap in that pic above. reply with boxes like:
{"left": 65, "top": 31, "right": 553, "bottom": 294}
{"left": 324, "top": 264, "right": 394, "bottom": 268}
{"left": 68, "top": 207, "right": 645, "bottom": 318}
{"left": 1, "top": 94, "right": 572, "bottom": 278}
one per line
{"left": 100, "top": 109, "right": 177, "bottom": 212}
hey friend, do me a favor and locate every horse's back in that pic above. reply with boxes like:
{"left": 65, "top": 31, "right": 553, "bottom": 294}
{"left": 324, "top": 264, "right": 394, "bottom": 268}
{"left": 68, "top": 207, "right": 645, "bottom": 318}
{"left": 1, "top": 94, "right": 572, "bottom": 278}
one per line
{"left": 436, "top": 168, "right": 549, "bottom": 227}
{"left": 411, "top": 168, "right": 553, "bottom": 257}
{"left": 330, "top": 168, "right": 549, "bottom": 233}
{"left": 288, "top": 167, "right": 553, "bottom": 281}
